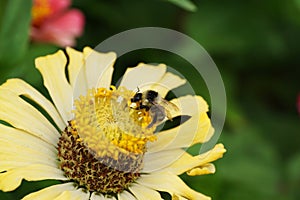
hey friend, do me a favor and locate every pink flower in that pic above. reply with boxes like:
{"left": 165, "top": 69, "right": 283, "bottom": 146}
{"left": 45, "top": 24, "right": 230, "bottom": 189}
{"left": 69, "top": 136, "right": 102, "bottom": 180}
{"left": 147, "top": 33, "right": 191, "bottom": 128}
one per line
{"left": 30, "top": 0, "right": 85, "bottom": 47}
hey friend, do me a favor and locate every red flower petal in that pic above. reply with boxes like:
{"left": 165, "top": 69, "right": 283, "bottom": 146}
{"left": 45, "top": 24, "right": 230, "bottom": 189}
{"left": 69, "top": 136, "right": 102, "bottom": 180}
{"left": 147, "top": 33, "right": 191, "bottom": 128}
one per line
{"left": 48, "top": 0, "right": 71, "bottom": 14}
{"left": 31, "top": 9, "right": 85, "bottom": 47}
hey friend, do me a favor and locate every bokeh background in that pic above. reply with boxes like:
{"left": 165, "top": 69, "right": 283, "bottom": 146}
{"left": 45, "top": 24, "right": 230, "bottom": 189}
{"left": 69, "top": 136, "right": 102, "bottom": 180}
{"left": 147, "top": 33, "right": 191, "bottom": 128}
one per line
{"left": 0, "top": 0, "right": 299, "bottom": 199}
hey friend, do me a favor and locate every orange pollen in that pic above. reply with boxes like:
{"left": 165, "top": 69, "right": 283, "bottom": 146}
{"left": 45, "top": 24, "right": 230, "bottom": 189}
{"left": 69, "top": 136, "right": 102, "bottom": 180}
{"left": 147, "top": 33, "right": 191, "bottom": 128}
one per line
{"left": 31, "top": 0, "right": 52, "bottom": 26}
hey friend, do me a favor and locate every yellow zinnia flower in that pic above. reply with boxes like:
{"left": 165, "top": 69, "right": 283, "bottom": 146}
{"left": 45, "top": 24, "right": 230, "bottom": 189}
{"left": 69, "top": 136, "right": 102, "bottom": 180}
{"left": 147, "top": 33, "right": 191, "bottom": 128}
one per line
{"left": 0, "top": 47, "right": 226, "bottom": 200}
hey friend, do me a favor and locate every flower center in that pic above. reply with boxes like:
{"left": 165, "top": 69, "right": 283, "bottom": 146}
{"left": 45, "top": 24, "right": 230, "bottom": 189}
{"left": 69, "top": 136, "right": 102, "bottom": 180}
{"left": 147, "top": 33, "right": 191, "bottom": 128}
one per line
{"left": 31, "top": 0, "right": 52, "bottom": 26}
{"left": 57, "top": 86, "right": 156, "bottom": 194}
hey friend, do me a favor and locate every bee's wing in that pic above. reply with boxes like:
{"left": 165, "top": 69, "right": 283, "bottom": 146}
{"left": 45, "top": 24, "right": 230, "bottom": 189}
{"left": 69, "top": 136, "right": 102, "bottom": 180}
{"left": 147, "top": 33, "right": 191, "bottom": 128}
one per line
{"left": 160, "top": 98, "right": 179, "bottom": 111}
{"left": 148, "top": 104, "right": 166, "bottom": 128}
{"left": 159, "top": 98, "right": 179, "bottom": 120}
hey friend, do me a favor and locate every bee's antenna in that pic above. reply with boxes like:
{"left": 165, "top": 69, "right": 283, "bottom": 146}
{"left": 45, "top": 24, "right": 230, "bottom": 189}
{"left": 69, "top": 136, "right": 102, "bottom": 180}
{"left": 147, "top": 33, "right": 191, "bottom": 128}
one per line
{"left": 137, "top": 86, "right": 140, "bottom": 93}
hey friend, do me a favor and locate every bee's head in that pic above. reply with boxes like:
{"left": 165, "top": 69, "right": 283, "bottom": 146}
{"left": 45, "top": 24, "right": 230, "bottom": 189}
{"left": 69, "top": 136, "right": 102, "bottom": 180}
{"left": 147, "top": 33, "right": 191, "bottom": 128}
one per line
{"left": 131, "top": 93, "right": 142, "bottom": 102}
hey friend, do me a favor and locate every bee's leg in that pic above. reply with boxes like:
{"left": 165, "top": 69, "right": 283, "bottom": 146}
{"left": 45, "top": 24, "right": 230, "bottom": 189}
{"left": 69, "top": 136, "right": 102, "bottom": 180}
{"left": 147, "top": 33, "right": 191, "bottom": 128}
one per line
{"left": 139, "top": 105, "right": 150, "bottom": 111}
{"left": 165, "top": 110, "right": 173, "bottom": 121}
{"left": 130, "top": 106, "right": 139, "bottom": 110}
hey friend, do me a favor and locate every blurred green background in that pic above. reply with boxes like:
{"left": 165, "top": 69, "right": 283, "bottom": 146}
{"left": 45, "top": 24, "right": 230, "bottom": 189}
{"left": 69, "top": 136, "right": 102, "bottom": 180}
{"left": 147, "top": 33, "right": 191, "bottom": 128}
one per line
{"left": 0, "top": 0, "right": 299, "bottom": 199}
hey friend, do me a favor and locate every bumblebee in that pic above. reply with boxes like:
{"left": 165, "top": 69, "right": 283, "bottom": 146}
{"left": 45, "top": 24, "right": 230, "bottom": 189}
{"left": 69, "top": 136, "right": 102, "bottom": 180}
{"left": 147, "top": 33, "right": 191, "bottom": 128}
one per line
{"left": 130, "top": 89, "right": 179, "bottom": 128}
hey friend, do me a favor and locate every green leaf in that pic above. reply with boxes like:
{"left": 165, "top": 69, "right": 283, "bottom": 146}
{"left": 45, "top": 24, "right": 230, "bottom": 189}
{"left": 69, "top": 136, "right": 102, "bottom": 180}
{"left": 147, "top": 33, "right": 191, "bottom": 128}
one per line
{"left": 0, "top": 0, "right": 32, "bottom": 67}
{"left": 286, "top": 153, "right": 300, "bottom": 200}
{"left": 165, "top": 0, "right": 197, "bottom": 12}
{"left": 295, "top": 0, "right": 300, "bottom": 9}
{"left": 0, "top": 1, "right": 7, "bottom": 24}
{"left": 287, "top": 153, "right": 300, "bottom": 182}
{"left": 0, "top": 43, "right": 59, "bottom": 85}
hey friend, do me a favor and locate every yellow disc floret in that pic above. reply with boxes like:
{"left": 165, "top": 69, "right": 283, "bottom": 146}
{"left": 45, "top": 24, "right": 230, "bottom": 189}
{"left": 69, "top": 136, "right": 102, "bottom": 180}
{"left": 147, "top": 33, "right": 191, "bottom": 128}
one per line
{"left": 72, "top": 86, "right": 156, "bottom": 160}
{"left": 58, "top": 86, "right": 157, "bottom": 193}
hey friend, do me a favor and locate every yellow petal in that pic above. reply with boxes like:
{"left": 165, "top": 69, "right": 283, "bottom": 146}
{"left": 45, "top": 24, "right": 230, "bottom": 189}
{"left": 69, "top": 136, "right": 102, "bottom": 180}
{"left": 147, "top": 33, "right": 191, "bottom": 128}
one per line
{"left": 0, "top": 88, "right": 59, "bottom": 145}
{"left": 0, "top": 123, "right": 56, "bottom": 153}
{"left": 165, "top": 144, "right": 226, "bottom": 175}
{"left": 91, "top": 193, "right": 117, "bottom": 200}
{"left": 22, "top": 183, "right": 77, "bottom": 200}
{"left": 150, "top": 72, "right": 186, "bottom": 97}
{"left": 0, "top": 164, "right": 67, "bottom": 192}
{"left": 0, "top": 125, "right": 57, "bottom": 172}
{"left": 35, "top": 50, "right": 73, "bottom": 122}
{"left": 169, "top": 95, "right": 209, "bottom": 118}
{"left": 90, "top": 193, "right": 107, "bottom": 200}
{"left": 66, "top": 47, "right": 87, "bottom": 99}
{"left": 54, "top": 189, "right": 89, "bottom": 200}
{"left": 119, "top": 63, "right": 166, "bottom": 90}
{"left": 172, "top": 194, "right": 188, "bottom": 200}
{"left": 0, "top": 144, "right": 57, "bottom": 171}
{"left": 142, "top": 148, "right": 185, "bottom": 173}
{"left": 137, "top": 171, "right": 210, "bottom": 200}
{"left": 106, "top": 196, "right": 116, "bottom": 200}
{"left": 129, "top": 183, "right": 162, "bottom": 200}
{"left": 148, "top": 96, "right": 213, "bottom": 153}
{"left": 186, "top": 163, "right": 216, "bottom": 176}
{"left": 66, "top": 47, "right": 84, "bottom": 87}
{"left": 83, "top": 47, "right": 116, "bottom": 89}
{"left": 118, "top": 190, "right": 137, "bottom": 200}
{"left": 0, "top": 140, "right": 57, "bottom": 171}
{"left": 1, "top": 78, "right": 66, "bottom": 130}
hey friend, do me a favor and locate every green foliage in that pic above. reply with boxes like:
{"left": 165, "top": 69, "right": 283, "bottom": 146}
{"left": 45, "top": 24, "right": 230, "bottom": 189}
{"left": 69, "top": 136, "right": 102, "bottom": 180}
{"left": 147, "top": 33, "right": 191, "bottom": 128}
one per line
{"left": 287, "top": 153, "right": 300, "bottom": 199}
{"left": 0, "top": 0, "right": 32, "bottom": 67}
{"left": 165, "top": 0, "right": 197, "bottom": 12}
